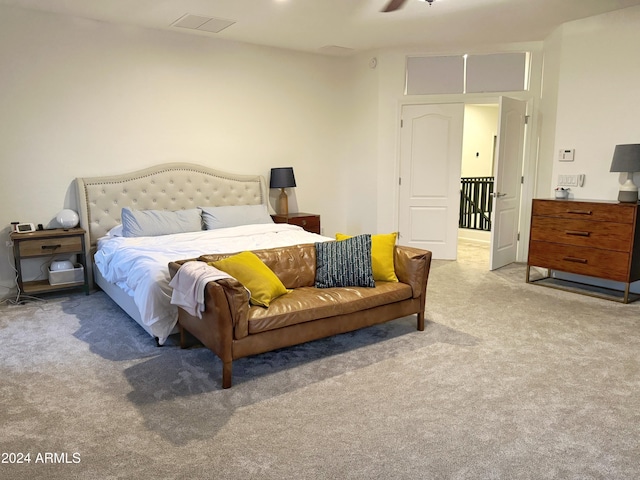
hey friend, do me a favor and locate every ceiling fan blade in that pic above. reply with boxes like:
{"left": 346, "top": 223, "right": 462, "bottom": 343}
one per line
{"left": 381, "top": 0, "right": 408, "bottom": 13}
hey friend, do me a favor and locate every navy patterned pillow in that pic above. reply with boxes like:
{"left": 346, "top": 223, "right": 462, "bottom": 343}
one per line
{"left": 315, "top": 234, "right": 375, "bottom": 288}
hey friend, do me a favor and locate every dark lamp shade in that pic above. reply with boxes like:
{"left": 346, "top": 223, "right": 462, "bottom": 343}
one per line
{"left": 270, "top": 167, "right": 296, "bottom": 189}
{"left": 610, "top": 144, "right": 640, "bottom": 172}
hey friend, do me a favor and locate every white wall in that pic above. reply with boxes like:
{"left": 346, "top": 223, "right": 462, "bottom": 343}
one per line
{"left": 551, "top": 6, "right": 640, "bottom": 201}
{"left": 461, "top": 105, "right": 499, "bottom": 178}
{"left": 0, "top": 6, "right": 354, "bottom": 291}
{"left": 339, "top": 52, "right": 380, "bottom": 235}
{"left": 536, "top": 28, "right": 563, "bottom": 199}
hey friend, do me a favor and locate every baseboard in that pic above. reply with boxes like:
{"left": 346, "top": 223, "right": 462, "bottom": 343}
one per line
{"left": 458, "top": 228, "right": 490, "bottom": 244}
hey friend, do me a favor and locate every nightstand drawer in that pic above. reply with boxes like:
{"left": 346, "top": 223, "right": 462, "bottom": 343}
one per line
{"left": 271, "top": 213, "right": 321, "bottom": 234}
{"left": 530, "top": 216, "right": 633, "bottom": 252}
{"left": 528, "top": 241, "right": 631, "bottom": 282}
{"left": 18, "top": 235, "right": 83, "bottom": 257}
{"left": 288, "top": 216, "right": 320, "bottom": 232}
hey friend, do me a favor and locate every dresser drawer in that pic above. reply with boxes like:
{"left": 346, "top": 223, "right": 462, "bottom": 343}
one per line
{"left": 18, "top": 235, "right": 83, "bottom": 257}
{"left": 528, "top": 241, "right": 631, "bottom": 282}
{"left": 530, "top": 217, "right": 633, "bottom": 252}
{"left": 532, "top": 200, "right": 636, "bottom": 223}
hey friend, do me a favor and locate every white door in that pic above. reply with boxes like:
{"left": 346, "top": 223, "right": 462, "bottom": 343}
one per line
{"left": 489, "top": 97, "right": 527, "bottom": 270}
{"left": 398, "top": 103, "right": 464, "bottom": 259}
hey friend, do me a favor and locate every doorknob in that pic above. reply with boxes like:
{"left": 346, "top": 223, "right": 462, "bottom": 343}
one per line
{"left": 492, "top": 192, "right": 507, "bottom": 198}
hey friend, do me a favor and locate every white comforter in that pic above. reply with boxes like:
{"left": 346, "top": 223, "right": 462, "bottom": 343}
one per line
{"left": 95, "top": 223, "right": 331, "bottom": 343}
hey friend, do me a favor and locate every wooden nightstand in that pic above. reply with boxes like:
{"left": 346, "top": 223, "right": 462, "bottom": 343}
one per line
{"left": 11, "top": 227, "right": 89, "bottom": 297}
{"left": 271, "top": 212, "right": 321, "bottom": 234}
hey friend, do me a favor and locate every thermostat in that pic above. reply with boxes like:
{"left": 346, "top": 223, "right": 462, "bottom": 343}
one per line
{"left": 15, "top": 223, "right": 36, "bottom": 233}
{"left": 559, "top": 149, "right": 575, "bottom": 161}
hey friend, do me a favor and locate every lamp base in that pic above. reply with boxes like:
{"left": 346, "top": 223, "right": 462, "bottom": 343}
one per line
{"left": 278, "top": 188, "right": 289, "bottom": 215}
{"left": 618, "top": 189, "right": 638, "bottom": 203}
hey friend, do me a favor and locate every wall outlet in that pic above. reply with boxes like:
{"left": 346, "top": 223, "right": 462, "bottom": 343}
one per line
{"left": 5, "top": 240, "right": 13, "bottom": 247}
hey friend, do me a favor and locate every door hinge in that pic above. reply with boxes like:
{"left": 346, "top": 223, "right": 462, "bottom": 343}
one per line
{"left": 400, "top": 119, "right": 403, "bottom": 128}
{"left": 521, "top": 176, "right": 524, "bottom": 184}
{"left": 524, "top": 115, "right": 530, "bottom": 125}
{"left": 399, "top": 177, "right": 402, "bottom": 186}
{"left": 517, "top": 232, "right": 520, "bottom": 241}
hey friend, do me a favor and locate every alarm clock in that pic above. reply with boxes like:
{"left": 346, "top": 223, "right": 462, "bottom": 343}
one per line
{"left": 15, "top": 223, "right": 36, "bottom": 233}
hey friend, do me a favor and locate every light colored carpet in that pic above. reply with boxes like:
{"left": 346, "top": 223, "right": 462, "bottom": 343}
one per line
{"left": 1, "top": 241, "right": 639, "bottom": 479}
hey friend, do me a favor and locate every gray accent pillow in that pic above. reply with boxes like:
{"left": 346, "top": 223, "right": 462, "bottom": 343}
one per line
{"left": 200, "top": 204, "right": 273, "bottom": 230}
{"left": 121, "top": 207, "right": 202, "bottom": 237}
{"left": 315, "top": 234, "right": 375, "bottom": 288}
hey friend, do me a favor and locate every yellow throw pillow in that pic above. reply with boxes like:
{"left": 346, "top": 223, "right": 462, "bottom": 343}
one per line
{"left": 335, "top": 232, "right": 398, "bottom": 282}
{"left": 210, "top": 251, "right": 288, "bottom": 307}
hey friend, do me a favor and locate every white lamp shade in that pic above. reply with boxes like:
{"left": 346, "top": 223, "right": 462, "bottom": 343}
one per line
{"left": 56, "top": 209, "right": 79, "bottom": 228}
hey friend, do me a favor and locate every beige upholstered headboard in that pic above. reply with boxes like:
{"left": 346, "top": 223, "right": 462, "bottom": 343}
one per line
{"left": 75, "top": 163, "right": 268, "bottom": 252}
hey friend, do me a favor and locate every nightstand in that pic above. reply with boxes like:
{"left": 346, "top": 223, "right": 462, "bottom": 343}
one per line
{"left": 11, "top": 228, "right": 89, "bottom": 297}
{"left": 271, "top": 212, "right": 321, "bottom": 234}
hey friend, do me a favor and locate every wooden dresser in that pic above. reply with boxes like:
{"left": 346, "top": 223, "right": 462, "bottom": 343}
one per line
{"left": 526, "top": 199, "right": 640, "bottom": 303}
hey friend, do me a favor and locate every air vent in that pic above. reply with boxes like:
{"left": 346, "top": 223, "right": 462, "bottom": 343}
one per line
{"left": 318, "top": 45, "right": 355, "bottom": 56}
{"left": 172, "top": 14, "right": 235, "bottom": 34}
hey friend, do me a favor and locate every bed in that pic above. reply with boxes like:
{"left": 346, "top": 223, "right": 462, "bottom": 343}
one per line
{"left": 75, "top": 163, "right": 330, "bottom": 344}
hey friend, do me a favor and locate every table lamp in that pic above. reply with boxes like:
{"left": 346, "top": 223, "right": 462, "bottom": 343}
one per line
{"left": 610, "top": 144, "right": 640, "bottom": 203}
{"left": 270, "top": 167, "right": 296, "bottom": 215}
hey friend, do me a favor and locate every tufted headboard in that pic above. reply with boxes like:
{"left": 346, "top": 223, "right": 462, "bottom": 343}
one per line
{"left": 75, "top": 163, "right": 268, "bottom": 253}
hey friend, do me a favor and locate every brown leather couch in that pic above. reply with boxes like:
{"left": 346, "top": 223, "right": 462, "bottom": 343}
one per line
{"left": 168, "top": 243, "right": 432, "bottom": 388}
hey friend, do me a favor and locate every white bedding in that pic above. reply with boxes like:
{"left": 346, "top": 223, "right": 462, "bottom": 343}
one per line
{"left": 95, "top": 223, "right": 331, "bottom": 343}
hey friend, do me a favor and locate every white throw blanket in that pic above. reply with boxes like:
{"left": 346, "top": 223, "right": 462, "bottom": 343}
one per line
{"left": 169, "top": 261, "right": 237, "bottom": 319}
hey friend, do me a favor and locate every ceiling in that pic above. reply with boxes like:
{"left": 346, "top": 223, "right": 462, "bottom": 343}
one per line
{"left": 2, "top": 0, "right": 640, "bottom": 55}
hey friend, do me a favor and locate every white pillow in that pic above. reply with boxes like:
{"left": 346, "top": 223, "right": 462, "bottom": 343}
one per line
{"left": 200, "top": 204, "right": 273, "bottom": 230}
{"left": 121, "top": 207, "right": 202, "bottom": 237}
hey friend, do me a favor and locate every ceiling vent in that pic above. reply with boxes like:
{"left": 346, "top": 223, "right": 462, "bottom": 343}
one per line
{"left": 318, "top": 45, "right": 355, "bottom": 56}
{"left": 172, "top": 14, "right": 236, "bottom": 34}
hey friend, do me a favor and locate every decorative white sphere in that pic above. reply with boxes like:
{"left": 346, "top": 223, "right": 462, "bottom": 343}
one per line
{"left": 56, "top": 209, "right": 79, "bottom": 229}
{"left": 50, "top": 260, "right": 74, "bottom": 271}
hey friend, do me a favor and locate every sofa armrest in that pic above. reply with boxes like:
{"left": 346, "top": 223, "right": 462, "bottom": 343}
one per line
{"left": 394, "top": 245, "right": 432, "bottom": 299}
{"left": 168, "top": 259, "right": 191, "bottom": 278}
{"left": 216, "top": 277, "right": 250, "bottom": 339}
{"left": 168, "top": 260, "right": 250, "bottom": 340}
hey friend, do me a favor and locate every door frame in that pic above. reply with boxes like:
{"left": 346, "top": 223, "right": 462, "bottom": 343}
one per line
{"left": 394, "top": 95, "right": 537, "bottom": 264}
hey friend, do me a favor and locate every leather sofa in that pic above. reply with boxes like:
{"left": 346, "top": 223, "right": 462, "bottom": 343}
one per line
{"left": 168, "top": 243, "right": 432, "bottom": 388}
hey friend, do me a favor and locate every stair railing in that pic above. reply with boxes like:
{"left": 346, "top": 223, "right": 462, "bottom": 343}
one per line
{"left": 459, "top": 177, "right": 494, "bottom": 231}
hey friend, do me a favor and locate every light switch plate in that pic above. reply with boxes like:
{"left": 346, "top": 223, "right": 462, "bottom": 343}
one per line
{"left": 558, "top": 175, "right": 579, "bottom": 186}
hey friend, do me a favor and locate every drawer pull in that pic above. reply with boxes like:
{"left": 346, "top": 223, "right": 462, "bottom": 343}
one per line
{"left": 566, "top": 209, "right": 592, "bottom": 215}
{"left": 565, "top": 230, "right": 591, "bottom": 237}
{"left": 41, "top": 244, "right": 61, "bottom": 250}
{"left": 563, "top": 256, "right": 588, "bottom": 264}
